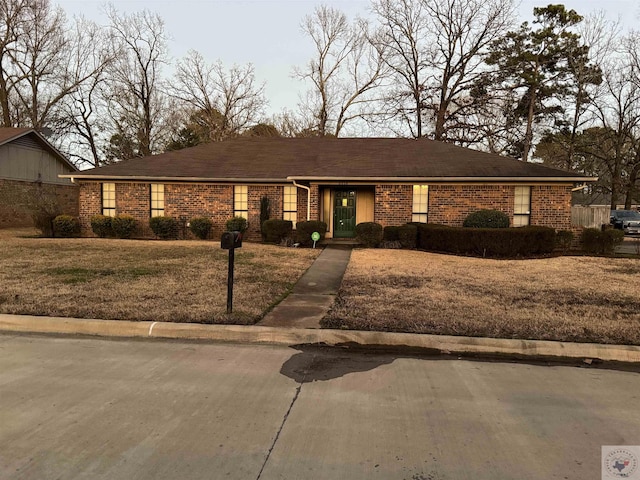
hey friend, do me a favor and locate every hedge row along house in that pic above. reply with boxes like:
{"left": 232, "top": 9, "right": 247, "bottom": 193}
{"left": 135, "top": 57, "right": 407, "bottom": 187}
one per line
{"left": 0, "top": 128, "right": 78, "bottom": 228}
{"left": 60, "top": 138, "right": 596, "bottom": 240}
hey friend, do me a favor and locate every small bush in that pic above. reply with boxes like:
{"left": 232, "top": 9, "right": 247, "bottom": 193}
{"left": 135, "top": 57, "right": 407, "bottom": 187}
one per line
{"left": 226, "top": 216, "right": 248, "bottom": 233}
{"left": 260, "top": 196, "right": 270, "bottom": 239}
{"left": 417, "top": 223, "right": 555, "bottom": 257}
{"left": 463, "top": 209, "right": 510, "bottom": 229}
{"left": 112, "top": 215, "right": 137, "bottom": 239}
{"left": 189, "top": 216, "right": 212, "bottom": 240}
{"left": 53, "top": 215, "right": 80, "bottom": 238}
{"left": 397, "top": 224, "right": 418, "bottom": 249}
{"left": 356, "top": 222, "right": 383, "bottom": 248}
{"left": 383, "top": 226, "right": 400, "bottom": 242}
{"left": 149, "top": 216, "right": 178, "bottom": 240}
{"left": 582, "top": 228, "right": 624, "bottom": 255}
{"left": 262, "top": 219, "right": 293, "bottom": 243}
{"left": 295, "top": 221, "right": 327, "bottom": 247}
{"left": 555, "top": 230, "right": 574, "bottom": 253}
{"left": 33, "top": 212, "right": 57, "bottom": 238}
{"left": 90, "top": 215, "right": 114, "bottom": 238}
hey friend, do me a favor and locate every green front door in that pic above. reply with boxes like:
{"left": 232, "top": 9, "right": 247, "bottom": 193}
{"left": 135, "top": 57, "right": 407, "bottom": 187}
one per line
{"left": 333, "top": 190, "right": 356, "bottom": 238}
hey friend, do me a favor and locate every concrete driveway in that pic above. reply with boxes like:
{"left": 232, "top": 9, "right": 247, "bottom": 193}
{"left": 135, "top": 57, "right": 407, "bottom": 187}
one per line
{"left": 1, "top": 334, "right": 639, "bottom": 480}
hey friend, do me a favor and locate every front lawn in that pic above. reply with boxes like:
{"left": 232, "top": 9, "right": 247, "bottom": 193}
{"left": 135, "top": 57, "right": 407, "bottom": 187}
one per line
{"left": 0, "top": 230, "right": 319, "bottom": 323}
{"left": 323, "top": 249, "right": 640, "bottom": 345}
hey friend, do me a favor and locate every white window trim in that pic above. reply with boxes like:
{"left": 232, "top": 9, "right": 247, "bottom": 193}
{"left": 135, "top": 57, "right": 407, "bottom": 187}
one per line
{"left": 412, "top": 185, "right": 429, "bottom": 223}
{"left": 234, "top": 185, "right": 248, "bottom": 219}
{"left": 102, "top": 183, "right": 115, "bottom": 217}
{"left": 150, "top": 183, "right": 165, "bottom": 217}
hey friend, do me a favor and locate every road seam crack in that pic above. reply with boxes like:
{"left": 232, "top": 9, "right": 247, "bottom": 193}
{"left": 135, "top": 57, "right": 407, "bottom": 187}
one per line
{"left": 255, "top": 382, "right": 303, "bottom": 480}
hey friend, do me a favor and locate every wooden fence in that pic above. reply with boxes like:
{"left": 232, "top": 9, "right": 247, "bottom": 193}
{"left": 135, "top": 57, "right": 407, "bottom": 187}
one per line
{"left": 571, "top": 206, "right": 610, "bottom": 228}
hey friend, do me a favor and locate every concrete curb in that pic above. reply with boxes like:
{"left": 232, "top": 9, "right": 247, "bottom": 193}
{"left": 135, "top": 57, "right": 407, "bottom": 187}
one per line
{"left": 1, "top": 314, "right": 639, "bottom": 363}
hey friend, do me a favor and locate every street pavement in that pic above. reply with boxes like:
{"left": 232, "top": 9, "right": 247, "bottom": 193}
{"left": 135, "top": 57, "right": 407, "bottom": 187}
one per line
{"left": 1, "top": 334, "right": 639, "bottom": 480}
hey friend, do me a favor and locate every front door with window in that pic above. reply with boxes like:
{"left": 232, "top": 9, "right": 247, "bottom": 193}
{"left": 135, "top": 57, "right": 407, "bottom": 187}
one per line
{"left": 333, "top": 190, "right": 356, "bottom": 238}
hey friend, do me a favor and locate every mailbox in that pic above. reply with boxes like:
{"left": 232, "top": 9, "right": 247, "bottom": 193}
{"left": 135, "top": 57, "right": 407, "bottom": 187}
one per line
{"left": 221, "top": 231, "right": 243, "bottom": 249}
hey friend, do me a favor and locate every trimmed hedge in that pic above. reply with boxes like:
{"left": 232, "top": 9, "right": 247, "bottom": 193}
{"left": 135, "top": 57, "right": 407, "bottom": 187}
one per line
{"left": 189, "top": 216, "right": 212, "bottom": 240}
{"left": 398, "top": 224, "right": 418, "bottom": 249}
{"left": 463, "top": 209, "right": 510, "bottom": 228}
{"left": 555, "top": 230, "right": 574, "bottom": 253}
{"left": 90, "top": 214, "right": 114, "bottom": 238}
{"left": 262, "top": 219, "right": 293, "bottom": 243}
{"left": 295, "top": 221, "right": 327, "bottom": 247}
{"left": 383, "top": 225, "right": 400, "bottom": 241}
{"left": 149, "top": 216, "right": 178, "bottom": 240}
{"left": 417, "top": 223, "right": 556, "bottom": 257}
{"left": 355, "top": 222, "right": 383, "bottom": 248}
{"left": 581, "top": 228, "right": 624, "bottom": 255}
{"left": 53, "top": 215, "right": 80, "bottom": 238}
{"left": 112, "top": 215, "right": 137, "bottom": 239}
{"left": 226, "top": 216, "right": 248, "bottom": 233}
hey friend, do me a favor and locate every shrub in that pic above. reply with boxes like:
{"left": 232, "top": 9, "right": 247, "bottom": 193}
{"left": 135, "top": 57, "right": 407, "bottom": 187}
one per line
{"left": 90, "top": 214, "right": 114, "bottom": 238}
{"left": 52, "top": 215, "right": 80, "bottom": 238}
{"left": 112, "top": 215, "right": 137, "bottom": 239}
{"left": 355, "top": 222, "right": 383, "bottom": 248}
{"left": 149, "top": 216, "right": 178, "bottom": 239}
{"left": 226, "top": 216, "right": 248, "bottom": 233}
{"left": 555, "top": 230, "right": 574, "bottom": 253}
{"left": 295, "top": 221, "right": 327, "bottom": 247}
{"left": 262, "top": 219, "right": 293, "bottom": 243}
{"left": 582, "top": 228, "right": 624, "bottom": 255}
{"left": 383, "top": 226, "right": 400, "bottom": 241}
{"left": 397, "top": 224, "right": 418, "bottom": 249}
{"left": 463, "top": 209, "right": 510, "bottom": 229}
{"left": 260, "top": 196, "right": 270, "bottom": 239}
{"left": 33, "top": 212, "right": 57, "bottom": 238}
{"left": 189, "top": 216, "right": 212, "bottom": 240}
{"left": 417, "top": 223, "right": 555, "bottom": 257}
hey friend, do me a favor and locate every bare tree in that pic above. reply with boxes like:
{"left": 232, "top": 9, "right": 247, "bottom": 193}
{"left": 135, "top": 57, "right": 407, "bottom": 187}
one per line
{"left": 104, "top": 6, "right": 169, "bottom": 160}
{"left": 295, "top": 5, "right": 387, "bottom": 137}
{"left": 51, "top": 17, "right": 114, "bottom": 167}
{"left": 0, "top": 0, "right": 110, "bottom": 133}
{"left": 169, "top": 50, "right": 267, "bottom": 143}
{"left": 372, "top": 0, "right": 429, "bottom": 138}
{"left": 422, "top": 0, "right": 515, "bottom": 142}
{"left": 371, "top": 0, "right": 514, "bottom": 140}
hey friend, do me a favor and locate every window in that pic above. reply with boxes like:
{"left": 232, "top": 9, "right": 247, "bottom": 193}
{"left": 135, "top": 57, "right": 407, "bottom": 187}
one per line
{"left": 412, "top": 185, "right": 429, "bottom": 223}
{"left": 513, "top": 186, "right": 531, "bottom": 226}
{"left": 150, "top": 184, "right": 165, "bottom": 217}
{"left": 102, "top": 183, "right": 115, "bottom": 217}
{"left": 234, "top": 185, "right": 248, "bottom": 219}
{"left": 283, "top": 185, "right": 297, "bottom": 225}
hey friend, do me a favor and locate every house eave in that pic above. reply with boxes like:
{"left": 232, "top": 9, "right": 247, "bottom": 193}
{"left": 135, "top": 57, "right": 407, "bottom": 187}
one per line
{"left": 58, "top": 174, "right": 289, "bottom": 183}
{"left": 287, "top": 176, "right": 598, "bottom": 183}
{"left": 60, "top": 174, "right": 598, "bottom": 184}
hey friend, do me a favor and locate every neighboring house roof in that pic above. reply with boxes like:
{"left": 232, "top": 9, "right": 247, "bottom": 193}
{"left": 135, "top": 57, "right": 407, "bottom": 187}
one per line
{"left": 0, "top": 127, "right": 77, "bottom": 172}
{"left": 62, "top": 137, "right": 594, "bottom": 183}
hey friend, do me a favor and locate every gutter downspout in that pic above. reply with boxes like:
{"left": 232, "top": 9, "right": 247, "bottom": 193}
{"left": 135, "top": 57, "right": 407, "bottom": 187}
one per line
{"left": 572, "top": 183, "right": 587, "bottom": 192}
{"left": 292, "top": 180, "right": 311, "bottom": 221}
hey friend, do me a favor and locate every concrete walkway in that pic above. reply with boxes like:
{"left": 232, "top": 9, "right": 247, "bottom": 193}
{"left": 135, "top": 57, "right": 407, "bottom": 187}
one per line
{"left": 258, "top": 245, "right": 352, "bottom": 329}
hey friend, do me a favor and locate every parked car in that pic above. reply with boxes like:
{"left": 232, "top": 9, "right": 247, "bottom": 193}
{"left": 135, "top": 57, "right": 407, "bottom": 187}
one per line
{"left": 610, "top": 210, "right": 640, "bottom": 235}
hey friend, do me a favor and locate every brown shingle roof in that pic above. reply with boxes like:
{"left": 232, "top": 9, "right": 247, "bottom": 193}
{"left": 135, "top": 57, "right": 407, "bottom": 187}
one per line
{"left": 65, "top": 137, "right": 593, "bottom": 182}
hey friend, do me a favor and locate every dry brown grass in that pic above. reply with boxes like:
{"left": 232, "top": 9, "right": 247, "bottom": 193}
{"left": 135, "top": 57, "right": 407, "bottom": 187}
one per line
{"left": 323, "top": 249, "right": 640, "bottom": 345}
{"left": 0, "top": 230, "right": 319, "bottom": 324}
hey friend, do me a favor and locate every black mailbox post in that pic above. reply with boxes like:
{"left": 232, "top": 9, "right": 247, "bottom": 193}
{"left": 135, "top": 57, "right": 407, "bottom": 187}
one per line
{"left": 221, "top": 231, "right": 242, "bottom": 313}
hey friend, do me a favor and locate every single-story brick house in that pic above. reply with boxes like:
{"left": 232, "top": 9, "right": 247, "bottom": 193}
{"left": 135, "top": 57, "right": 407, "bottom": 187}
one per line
{"left": 60, "top": 138, "right": 595, "bottom": 239}
{"left": 0, "top": 127, "right": 78, "bottom": 228}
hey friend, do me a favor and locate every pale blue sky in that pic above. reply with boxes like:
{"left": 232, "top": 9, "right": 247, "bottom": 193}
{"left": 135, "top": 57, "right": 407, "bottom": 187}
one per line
{"left": 55, "top": 0, "right": 638, "bottom": 116}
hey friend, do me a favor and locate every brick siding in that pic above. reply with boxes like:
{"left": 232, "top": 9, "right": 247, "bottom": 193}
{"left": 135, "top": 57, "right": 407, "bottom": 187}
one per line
{"left": 76, "top": 181, "right": 574, "bottom": 238}
{"left": 0, "top": 178, "right": 78, "bottom": 228}
{"left": 374, "top": 184, "right": 412, "bottom": 226}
